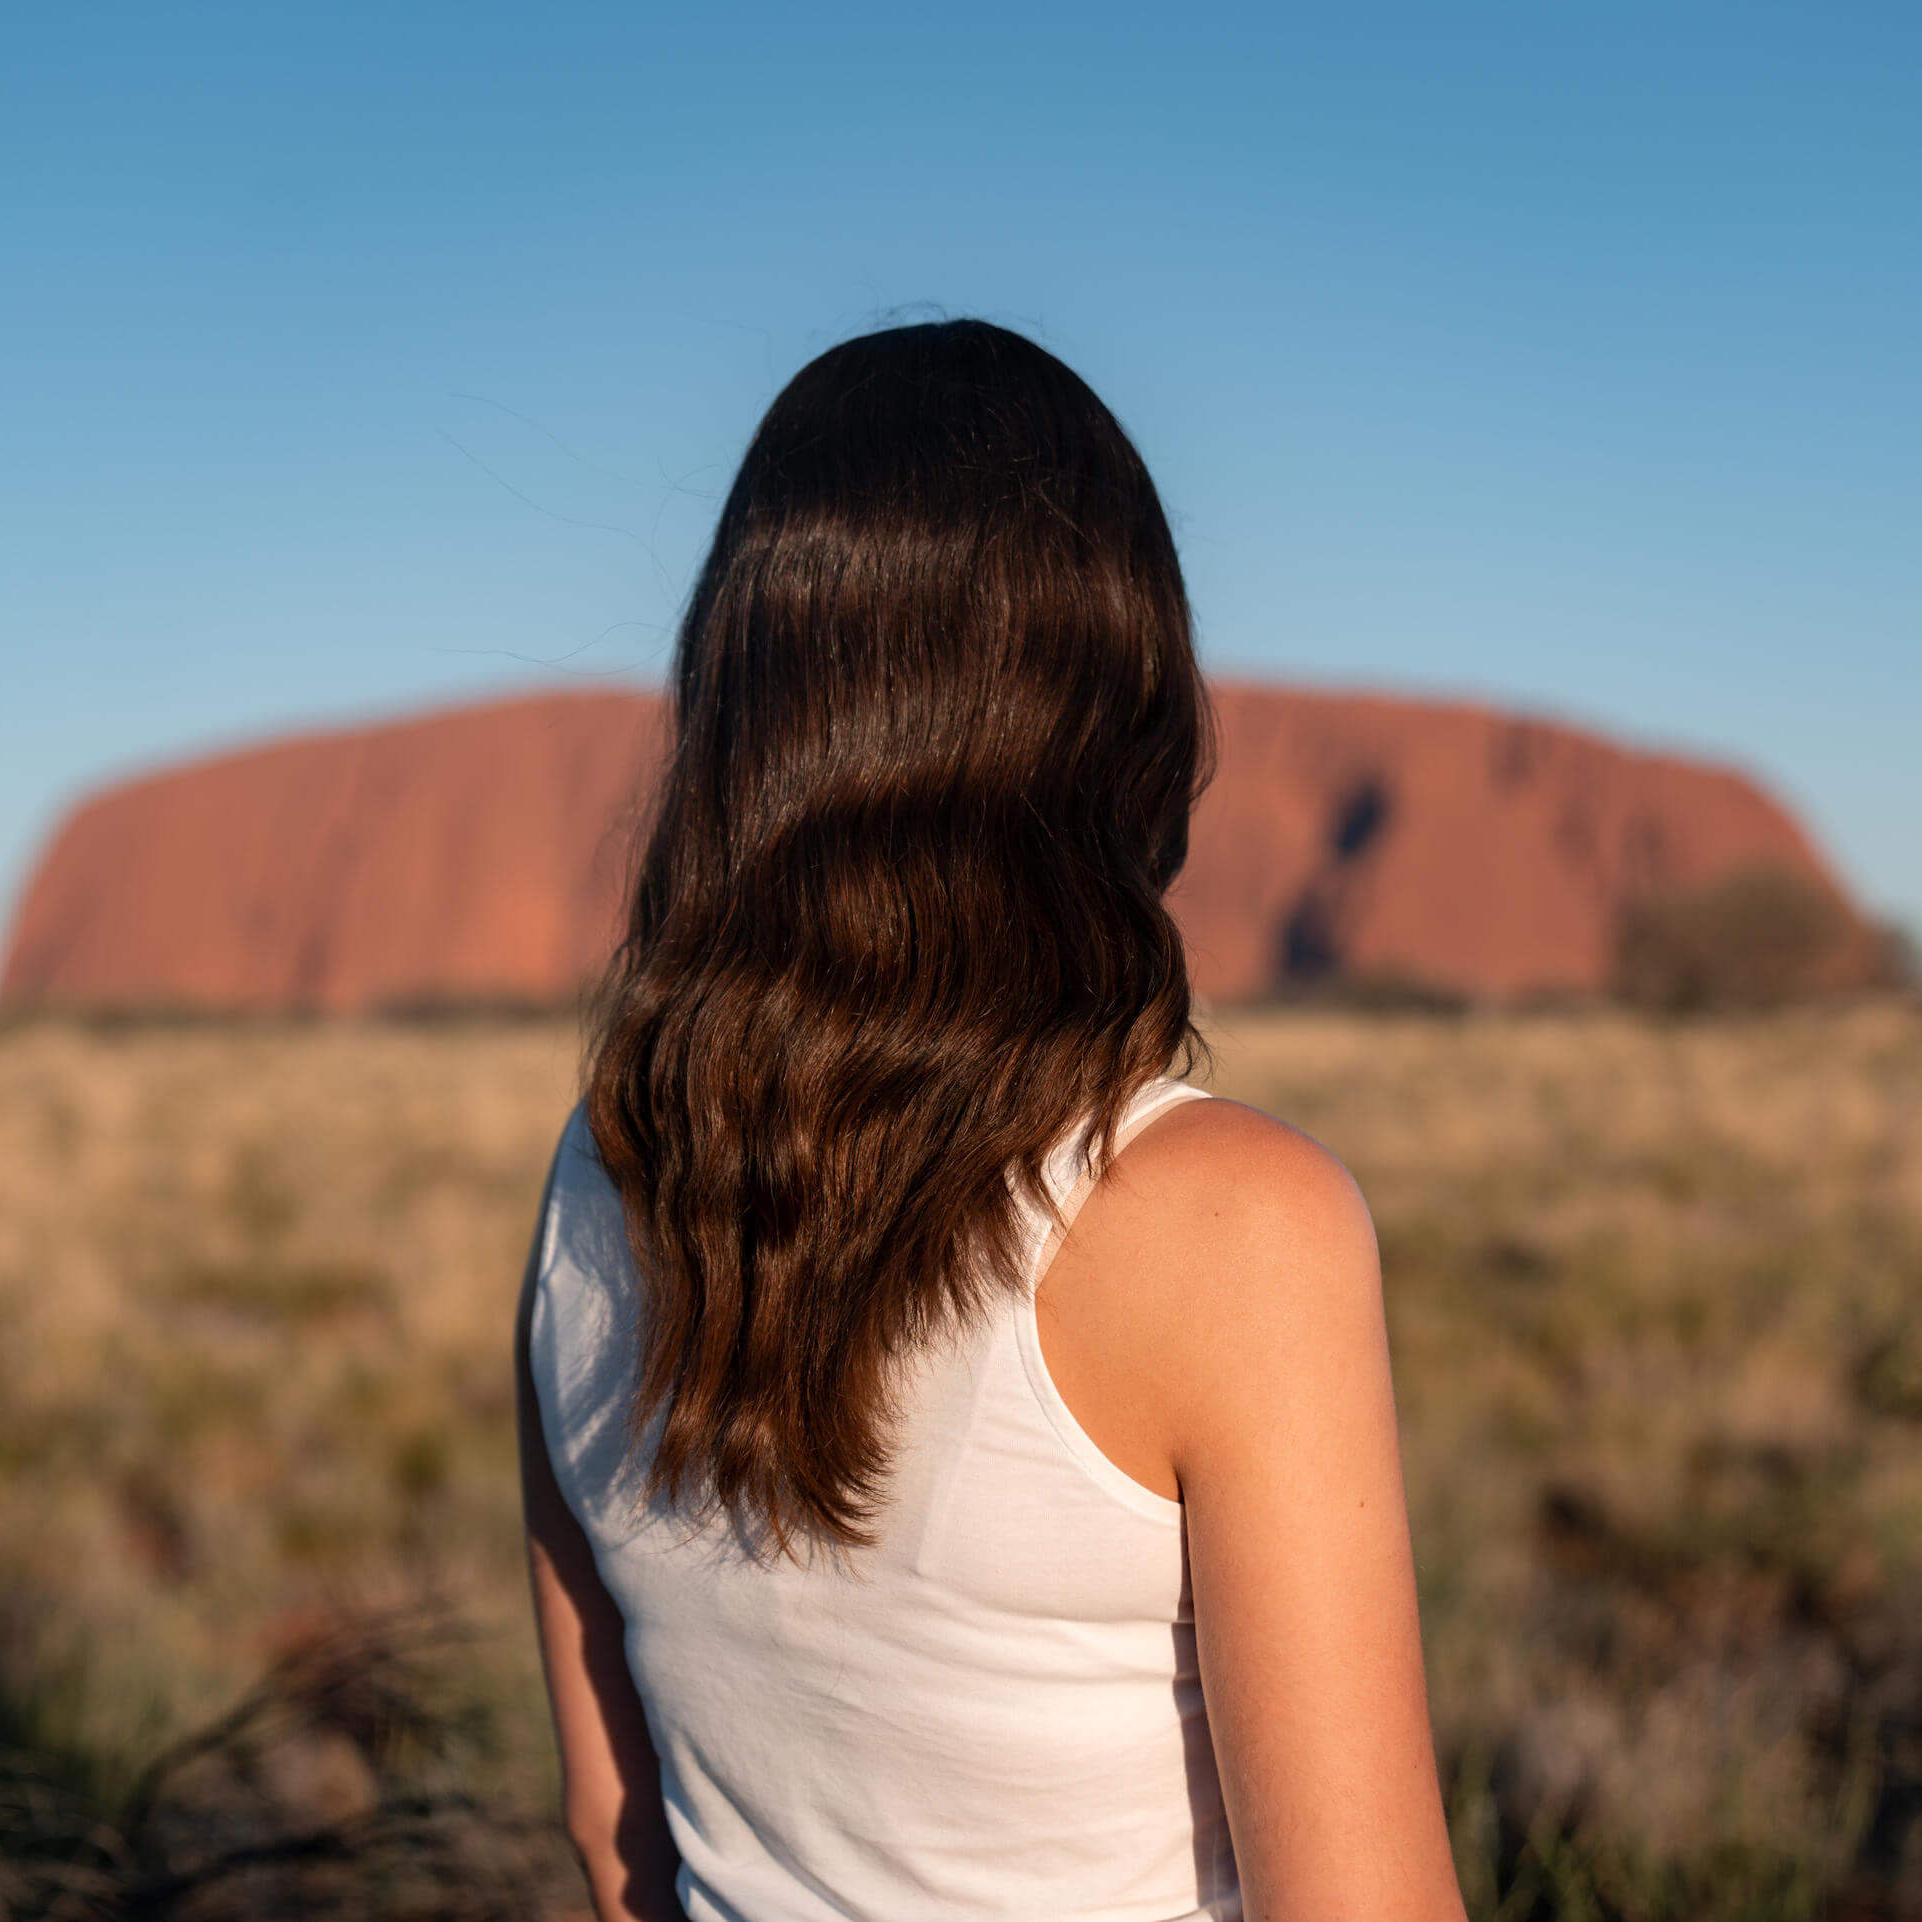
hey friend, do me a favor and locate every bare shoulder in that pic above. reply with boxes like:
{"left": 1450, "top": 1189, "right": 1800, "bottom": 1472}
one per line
{"left": 1102, "top": 1093, "right": 1379, "bottom": 1301}
{"left": 1122, "top": 1092, "right": 1366, "bottom": 1205}
{"left": 1037, "top": 1092, "right": 1384, "bottom": 1499}
{"left": 1118, "top": 1095, "right": 1387, "bottom": 1451}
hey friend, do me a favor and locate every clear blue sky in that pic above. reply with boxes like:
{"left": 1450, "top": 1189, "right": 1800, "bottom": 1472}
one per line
{"left": 5, "top": 2, "right": 1918, "bottom": 943}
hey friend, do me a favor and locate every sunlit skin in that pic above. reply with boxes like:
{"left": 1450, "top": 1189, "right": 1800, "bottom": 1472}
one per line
{"left": 1036, "top": 1096, "right": 1467, "bottom": 1922}
{"left": 519, "top": 1093, "right": 1467, "bottom": 1922}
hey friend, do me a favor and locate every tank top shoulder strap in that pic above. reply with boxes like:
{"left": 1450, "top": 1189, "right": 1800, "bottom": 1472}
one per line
{"left": 1030, "top": 1073, "right": 1215, "bottom": 1276}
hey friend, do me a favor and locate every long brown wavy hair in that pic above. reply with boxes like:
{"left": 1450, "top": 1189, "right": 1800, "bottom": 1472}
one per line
{"left": 583, "top": 319, "right": 1214, "bottom": 1552}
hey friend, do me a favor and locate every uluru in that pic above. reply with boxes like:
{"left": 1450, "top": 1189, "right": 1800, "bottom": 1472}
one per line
{"left": 0, "top": 683, "right": 1869, "bottom": 1014}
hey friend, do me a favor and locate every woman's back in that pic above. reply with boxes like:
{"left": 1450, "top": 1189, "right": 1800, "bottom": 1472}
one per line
{"left": 519, "top": 318, "right": 1465, "bottom": 1922}
{"left": 529, "top": 1074, "right": 1239, "bottom": 1922}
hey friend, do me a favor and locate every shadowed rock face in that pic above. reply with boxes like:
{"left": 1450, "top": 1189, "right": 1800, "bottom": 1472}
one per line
{"left": 0, "top": 683, "right": 1863, "bottom": 1012}
{"left": 1175, "top": 685, "right": 1863, "bottom": 1001}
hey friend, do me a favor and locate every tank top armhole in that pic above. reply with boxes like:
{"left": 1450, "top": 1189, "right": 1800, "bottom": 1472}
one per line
{"left": 1014, "top": 1078, "right": 1216, "bottom": 1527}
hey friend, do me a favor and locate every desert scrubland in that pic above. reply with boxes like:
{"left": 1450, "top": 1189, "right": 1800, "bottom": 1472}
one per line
{"left": 2, "top": 1003, "right": 1919, "bottom": 1918}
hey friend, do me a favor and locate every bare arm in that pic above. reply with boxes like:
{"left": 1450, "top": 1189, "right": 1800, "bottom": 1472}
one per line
{"left": 1037, "top": 1098, "right": 1465, "bottom": 1921}
{"left": 1169, "top": 1109, "right": 1464, "bottom": 1922}
{"left": 515, "top": 1161, "right": 684, "bottom": 1922}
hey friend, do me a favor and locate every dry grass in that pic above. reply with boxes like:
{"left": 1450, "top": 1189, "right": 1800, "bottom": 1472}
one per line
{"left": 2, "top": 1003, "right": 1919, "bottom": 1917}
{"left": 0, "top": 1017, "right": 583, "bottom": 1827}
{"left": 1209, "top": 1002, "right": 1922, "bottom": 1917}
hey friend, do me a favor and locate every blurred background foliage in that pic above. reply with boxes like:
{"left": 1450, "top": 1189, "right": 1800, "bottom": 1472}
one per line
{"left": 2, "top": 988, "right": 1919, "bottom": 1917}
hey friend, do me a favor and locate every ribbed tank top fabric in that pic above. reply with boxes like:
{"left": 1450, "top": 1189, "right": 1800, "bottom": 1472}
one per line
{"left": 529, "top": 1075, "right": 1240, "bottom": 1922}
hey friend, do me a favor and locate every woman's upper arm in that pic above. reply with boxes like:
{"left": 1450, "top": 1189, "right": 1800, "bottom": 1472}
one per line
{"left": 1158, "top": 1107, "right": 1465, "bottom": 1922}
{"left": 515, "top": 1146, "right": 683, "bottom": 1922}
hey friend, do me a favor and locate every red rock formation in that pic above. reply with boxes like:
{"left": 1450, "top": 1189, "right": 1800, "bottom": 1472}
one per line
{"left": 0, "top": 683, "right": 1863, "bottom": 1013}
{"left": 0, "top": 692, "right": 665, "bottom": 1016}
{"left": 1174, "top": 684, "right": 1859, "bottom": 1001}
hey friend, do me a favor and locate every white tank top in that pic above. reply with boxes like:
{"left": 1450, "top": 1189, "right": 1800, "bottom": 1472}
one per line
{"left": 529, "top": 1074, "right": 1240, "bottom": 1922}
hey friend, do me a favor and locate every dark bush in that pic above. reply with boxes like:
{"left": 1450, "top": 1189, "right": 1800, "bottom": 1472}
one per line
{"left": 1613, "top": 865, "right": 1857, "bottom": 1012}
{"left": 1872, "top": 920, "right": 1921, "bottom": 996}
{"left": 0, "top": 1606, "right": 565, "bottom": 1921}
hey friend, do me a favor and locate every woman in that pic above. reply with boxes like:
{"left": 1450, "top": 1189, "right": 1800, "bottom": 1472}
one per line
{"left": 516, "top": 319, "right": 1466, "bottom": 1922}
